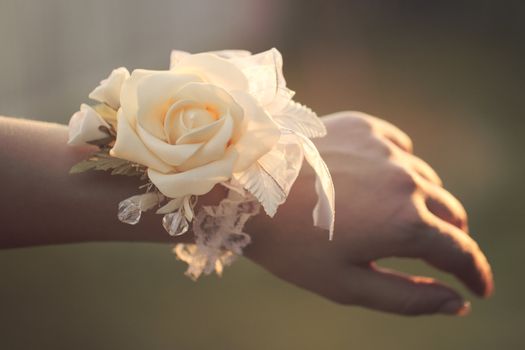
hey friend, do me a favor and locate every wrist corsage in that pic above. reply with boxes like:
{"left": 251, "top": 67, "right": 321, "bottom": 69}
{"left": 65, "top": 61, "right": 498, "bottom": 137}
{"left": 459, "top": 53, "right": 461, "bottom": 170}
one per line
{"left": 68, "top": 48, "right": 334, "bottom": 279}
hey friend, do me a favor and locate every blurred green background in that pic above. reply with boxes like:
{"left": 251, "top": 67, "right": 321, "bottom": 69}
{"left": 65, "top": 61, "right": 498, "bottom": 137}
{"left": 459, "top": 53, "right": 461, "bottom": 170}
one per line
{"left": 0, "top": 0, "right": 523, "bottom": 349}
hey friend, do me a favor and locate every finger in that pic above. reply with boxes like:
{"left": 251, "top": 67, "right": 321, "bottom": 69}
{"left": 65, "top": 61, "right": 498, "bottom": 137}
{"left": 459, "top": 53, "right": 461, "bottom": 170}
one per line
{"left": 342, "top": 264, "right": 470, "bottom": 316}
{"left": 371, "top": 116, "right": 414, "bottom": 153}
{"left": 420, "top": 181, "right": 469, "bottom": 232}
{"left": 401, "top": 208, "right": 494, "bottom": 297}
{"left": 408, "top": 155, "right": 443, "bottom": 186}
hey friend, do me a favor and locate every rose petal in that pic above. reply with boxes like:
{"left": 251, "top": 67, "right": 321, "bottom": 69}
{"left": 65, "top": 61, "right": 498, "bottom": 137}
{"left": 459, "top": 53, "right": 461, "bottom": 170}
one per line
{"left": 136, "top": 72, "right": 202, "bottom": 141}
{"left": 169, "top": 50, "right": 191, "bottom": 68}
{"left": 110, "top": 110, "right": 172, "bottom": 173}
{"left": 163, "top": 99, "right": 193, "bottom": 142}
{"left": 92, "top": 103, "right": 118, "bottom": 129}
{"left": 68, "top": 104, "right": 110, "bottom": 145}
{"left": 175, "top": 82, "right": 243, "bottom": 116}
{"left": 175, "top": 116, "right": 223, "bottom": 144}
{"left": 148, "top": 149, "right": 238, "bottom": 198}
{"left": 177, "top": 113, "right": 233, "bottom": 171}
{"left": 230, "top": 91, "right": 280, "bottom": 172}
{"left": 136, "top": 123, "right": 203, "bottom": 167}
{"left": 174, "top": 82, "right": 244, "bottom": 142}
{"left": 172, "top": 53, "right": 248, "bottom": 92}
{"left": 120, "top": 69, "right": 158, "bottom": 123}
{"left": 88, "top": 67, "right": 130, "bottom": 109}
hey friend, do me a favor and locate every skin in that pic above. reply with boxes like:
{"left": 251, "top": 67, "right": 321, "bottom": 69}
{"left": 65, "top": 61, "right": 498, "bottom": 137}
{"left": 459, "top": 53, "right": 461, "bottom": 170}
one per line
{"left": 0, "top": 112, "right": 493, "bottom": 316}
{"left": 246, "top": 111, "right": 493, "bottom": 316}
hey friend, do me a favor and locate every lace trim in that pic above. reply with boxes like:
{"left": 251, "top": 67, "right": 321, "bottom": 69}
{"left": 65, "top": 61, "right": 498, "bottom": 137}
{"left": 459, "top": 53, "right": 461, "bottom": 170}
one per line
{"left": 173, "top": 183, "right": 260, "bottom": 280}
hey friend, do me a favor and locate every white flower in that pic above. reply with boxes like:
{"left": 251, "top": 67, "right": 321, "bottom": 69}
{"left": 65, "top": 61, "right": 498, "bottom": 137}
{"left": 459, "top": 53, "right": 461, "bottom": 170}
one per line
{"left": 110, "top": 51, "right": 284, "bottom": 198}
{"left": 170, "top": 48, "right": 294, "bottom": 113}
{"left": 68, "top": 104, "right": 110, "bottom": 145}
{"left": 89, "top": 67, "right": 130, "bottom": 109}
{"left": 71, "top": 48, "right": 335, "bottom": 237}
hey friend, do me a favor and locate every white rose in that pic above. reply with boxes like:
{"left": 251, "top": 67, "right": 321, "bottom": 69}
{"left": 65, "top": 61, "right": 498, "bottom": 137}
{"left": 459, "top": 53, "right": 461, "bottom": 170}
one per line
{"left": 89, "top": 67, "right": 130, "bottom": 109}
{"left": 110, "top": 50, "right": 285, "bottom": 198}
{"left": 68, "top": 104, "right": 110, "bottom": 145}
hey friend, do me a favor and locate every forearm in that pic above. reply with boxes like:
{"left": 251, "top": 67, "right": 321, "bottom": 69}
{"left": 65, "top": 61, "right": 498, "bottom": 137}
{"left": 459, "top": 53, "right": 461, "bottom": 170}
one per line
{"left": 0, "top": 116, "right": 227, "bottom": 248}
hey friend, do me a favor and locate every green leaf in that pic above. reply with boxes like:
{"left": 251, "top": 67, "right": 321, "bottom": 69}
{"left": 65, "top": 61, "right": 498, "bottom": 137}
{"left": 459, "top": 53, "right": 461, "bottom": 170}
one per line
{"left": 69, "top": 151, "right": 145, "bottom": 177}
{"left": 69, "top": 159, "right": 98, "bottom": 174}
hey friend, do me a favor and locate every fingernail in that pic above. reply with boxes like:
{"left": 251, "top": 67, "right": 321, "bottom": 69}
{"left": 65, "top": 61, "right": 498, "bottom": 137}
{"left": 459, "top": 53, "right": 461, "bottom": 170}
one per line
{"left": 439, "top": 300, "right": 471, "bottom": 316}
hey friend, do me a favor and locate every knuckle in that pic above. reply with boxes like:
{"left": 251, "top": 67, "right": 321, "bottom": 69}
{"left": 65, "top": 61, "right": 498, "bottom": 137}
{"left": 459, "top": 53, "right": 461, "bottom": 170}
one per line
{"left": 389, "top": 163, "right": 418, "bottom": 193}
{"left": 404, "top": 136, "right": 414, "bottom": 153}
{"left": 455, "top": 202, "right": 469, "bottom": 226}
{"left": 440, "top": 190, "right": 469, "bottom": 230}
{"left": 418, "top": 159, "right": 442, "bottom": 185}
{"left": 453, "top": 211, "right": 469, "bottom": 232}
{"left": 364, "top": 132, "right": 396, "bottom": 158}
{"left": 389, "top": 127, "right": 414, "bottom": 153}
{"left": 339, "top": 111, "right": 375, "bottom": 131}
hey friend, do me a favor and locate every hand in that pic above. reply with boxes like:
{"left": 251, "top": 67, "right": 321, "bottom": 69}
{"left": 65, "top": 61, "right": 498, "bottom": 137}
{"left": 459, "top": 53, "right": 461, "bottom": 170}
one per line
{"left": 245, "top": 111, "right": 493, "bottom": 316}
{"left": 0, "top": 115, "right": 493, "bottom": 316}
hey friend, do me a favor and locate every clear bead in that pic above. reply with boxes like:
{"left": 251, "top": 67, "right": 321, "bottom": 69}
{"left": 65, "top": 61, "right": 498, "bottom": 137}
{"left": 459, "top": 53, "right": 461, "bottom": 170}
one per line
{"left": 163, "top": 211, "right": 189, "bottom": 236}
{"left": 118, "top": 197, "right": 142, "bottom": 225}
